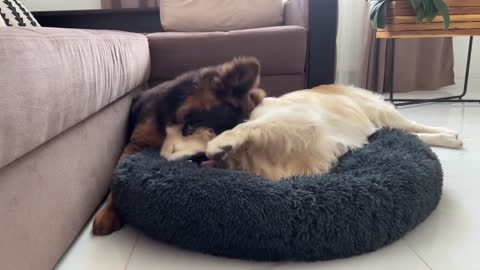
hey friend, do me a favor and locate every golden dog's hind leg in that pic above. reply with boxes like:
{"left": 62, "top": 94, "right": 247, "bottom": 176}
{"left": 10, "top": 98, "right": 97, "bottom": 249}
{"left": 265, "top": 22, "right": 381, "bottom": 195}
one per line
{"left": 372, "top": 105, "right": 463, "bottom": 148}
{"left": 414, "top": 133, "right": 463, "bottom": 149}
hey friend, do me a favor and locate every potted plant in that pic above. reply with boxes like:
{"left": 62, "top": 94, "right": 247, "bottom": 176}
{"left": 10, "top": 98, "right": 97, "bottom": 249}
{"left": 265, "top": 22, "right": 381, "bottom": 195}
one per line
{"left": 369, "top": 0, "right": 450, "bottom": 30}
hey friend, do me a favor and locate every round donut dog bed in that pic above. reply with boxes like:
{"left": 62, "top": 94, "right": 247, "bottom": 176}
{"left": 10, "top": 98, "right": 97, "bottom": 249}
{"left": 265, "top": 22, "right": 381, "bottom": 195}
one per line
{"left": 111, "top": 128, "right": 443, "bottom": 261}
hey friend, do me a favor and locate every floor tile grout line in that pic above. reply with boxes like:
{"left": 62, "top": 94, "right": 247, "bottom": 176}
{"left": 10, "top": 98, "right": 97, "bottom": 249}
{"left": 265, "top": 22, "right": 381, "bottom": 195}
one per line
{"left": 123, "top": 232, "right": 140, "bottom": 270}
{"left": 461, "top": 103, "right": 466, "bottom": 136}
{"left": 403, "top": 241, "right": 433, "bottom": 270}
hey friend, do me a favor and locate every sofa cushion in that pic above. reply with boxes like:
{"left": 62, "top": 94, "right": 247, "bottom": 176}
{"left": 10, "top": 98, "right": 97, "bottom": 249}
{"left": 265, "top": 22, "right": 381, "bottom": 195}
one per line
{"left": 0, "top": 27, "right": 150, "bottom": 168}
{"left": 148, "top": 26, "right": 307, "bottom": 82}
{"left": 160, "top": 0, "right": 284, "bottom": 32}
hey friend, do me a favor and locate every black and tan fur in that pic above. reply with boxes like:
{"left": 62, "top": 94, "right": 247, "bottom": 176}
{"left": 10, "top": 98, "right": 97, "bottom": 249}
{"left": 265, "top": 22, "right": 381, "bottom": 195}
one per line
{"left": 92, "top": 57, "right": 265, "bottom": 235}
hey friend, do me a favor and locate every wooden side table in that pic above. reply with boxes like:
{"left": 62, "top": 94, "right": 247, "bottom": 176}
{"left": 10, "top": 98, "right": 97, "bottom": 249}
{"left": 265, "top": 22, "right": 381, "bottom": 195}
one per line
{"left": 377, "top": 0, "right": 480, "bottom": 106}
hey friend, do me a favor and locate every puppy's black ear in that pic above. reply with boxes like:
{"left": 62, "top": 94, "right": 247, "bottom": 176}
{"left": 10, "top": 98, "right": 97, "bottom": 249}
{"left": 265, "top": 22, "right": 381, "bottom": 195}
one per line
{"left": 241, "top": 88, "right": 267, "bottom": 115}
{"left": 249, "top": 88, "right": 266, "bottom": 106}
{"left": 219, "top": 57, "right": 260, "bottom": 97}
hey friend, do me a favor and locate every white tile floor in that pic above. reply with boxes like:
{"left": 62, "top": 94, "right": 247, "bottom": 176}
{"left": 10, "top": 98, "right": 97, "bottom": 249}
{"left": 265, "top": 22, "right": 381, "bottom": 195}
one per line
{"left": 55, "top": 82, "right": 480, "bottom": 270}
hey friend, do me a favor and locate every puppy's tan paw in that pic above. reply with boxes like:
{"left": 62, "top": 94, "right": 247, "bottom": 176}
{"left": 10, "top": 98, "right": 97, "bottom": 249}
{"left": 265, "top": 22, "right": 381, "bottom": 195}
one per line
{"left": 92, "top": 208, "right": 123, "bottom": 236}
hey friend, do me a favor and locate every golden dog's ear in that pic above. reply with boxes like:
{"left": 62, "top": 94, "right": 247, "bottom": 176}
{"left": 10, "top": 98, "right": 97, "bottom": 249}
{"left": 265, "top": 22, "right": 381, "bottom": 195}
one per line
{"left": 219, "top": 57, "right": 260, "bottom": 97}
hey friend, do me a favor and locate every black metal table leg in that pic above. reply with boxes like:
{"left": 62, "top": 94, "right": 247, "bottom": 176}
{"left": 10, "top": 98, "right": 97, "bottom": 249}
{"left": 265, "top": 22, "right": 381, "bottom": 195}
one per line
{"left": 458, "top": 35, "right": 473, "bottom": 99}
{"left": 387, "top": 36, "right": 480, "bottom": 106}
{"left": 389, "top": 39, "right": 395, "bottom": 103}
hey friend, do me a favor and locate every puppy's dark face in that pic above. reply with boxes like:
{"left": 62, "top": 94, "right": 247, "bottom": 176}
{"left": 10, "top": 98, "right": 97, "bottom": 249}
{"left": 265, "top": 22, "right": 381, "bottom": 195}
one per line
{"left": 154, "top": 57, "right": 266, "bottom": 161}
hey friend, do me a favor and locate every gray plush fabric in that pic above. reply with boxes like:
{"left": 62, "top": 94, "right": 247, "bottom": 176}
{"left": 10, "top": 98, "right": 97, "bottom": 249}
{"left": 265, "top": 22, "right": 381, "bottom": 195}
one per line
{"left": 112, "top": 128, "right": 443, "bottom": 261}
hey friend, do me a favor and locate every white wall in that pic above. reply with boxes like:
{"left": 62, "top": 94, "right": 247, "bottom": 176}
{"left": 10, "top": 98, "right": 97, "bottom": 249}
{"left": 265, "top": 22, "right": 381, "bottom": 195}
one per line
{"left": 22, "top": 0, "right": 101, "bottom": 11}
{"left": 453, "top": 37, "right": 480, "bottom": 80}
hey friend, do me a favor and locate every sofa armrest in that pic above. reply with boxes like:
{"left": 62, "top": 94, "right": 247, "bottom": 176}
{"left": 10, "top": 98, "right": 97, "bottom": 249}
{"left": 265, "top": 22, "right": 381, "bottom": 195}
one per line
{"left": 284, "top": 0, "right": 308, "bottom": 28}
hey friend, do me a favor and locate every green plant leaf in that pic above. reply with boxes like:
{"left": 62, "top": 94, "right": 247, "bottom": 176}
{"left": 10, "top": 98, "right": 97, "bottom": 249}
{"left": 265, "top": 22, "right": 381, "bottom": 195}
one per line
{"left": 369, "top": 0, "right": 388, "bottom": 29}
{"left": 432, "top": 0, "right": 450, "bottom": 29}
{"left": 409, "top": 0, "right": 450, "bottom": 29}
{"left": 426, "top": 2, "right": 436, "bottom": 23}
{"left": 415, "top": 3, "right": 425, "bottom": 23}
{"left": 369, "top": 0, "right": 450, "bottom": 30}
{"left": 409, "top": 0, "right": 422, "bottom": 9}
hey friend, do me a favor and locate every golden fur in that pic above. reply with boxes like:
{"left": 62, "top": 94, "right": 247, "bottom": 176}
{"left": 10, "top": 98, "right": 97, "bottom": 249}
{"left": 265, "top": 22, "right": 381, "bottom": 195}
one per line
{"left": 164, "top": 84, "right": 463, "bottom": 180}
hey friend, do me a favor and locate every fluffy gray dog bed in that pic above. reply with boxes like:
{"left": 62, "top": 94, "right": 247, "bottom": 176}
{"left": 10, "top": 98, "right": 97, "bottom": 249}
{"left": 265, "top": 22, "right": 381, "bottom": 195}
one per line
{"left": 112, "top": 128, "right": 443, "bottom": 261}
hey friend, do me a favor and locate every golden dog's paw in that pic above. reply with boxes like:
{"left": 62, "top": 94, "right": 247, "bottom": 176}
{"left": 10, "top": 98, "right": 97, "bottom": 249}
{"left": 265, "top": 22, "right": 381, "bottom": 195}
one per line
{"left": 206, "top": 131, "right": 245, "bottom": 161}
{"left": 449, "top": 137, "right": 464, "bottom": 149}
{"left": 437, "top": 127, "right": 459, "bottom": 138}
{"left": 439, "top": 133, "right": 464, "bottom": 149}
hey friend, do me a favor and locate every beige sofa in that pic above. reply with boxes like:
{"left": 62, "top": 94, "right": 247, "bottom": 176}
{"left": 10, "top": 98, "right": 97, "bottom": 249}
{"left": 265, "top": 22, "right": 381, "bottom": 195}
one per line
{"left": 0, "top": 4, "right": 310, "bottom": 267}
{"left": 0, "top": 27, "right": 150, "bottom": 270}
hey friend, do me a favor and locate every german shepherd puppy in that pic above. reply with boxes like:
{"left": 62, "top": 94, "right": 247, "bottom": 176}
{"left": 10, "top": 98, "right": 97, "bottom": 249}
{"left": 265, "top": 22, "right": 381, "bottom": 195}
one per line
{"left": 92, "top": 57, "right": 265, "bottom": 235}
